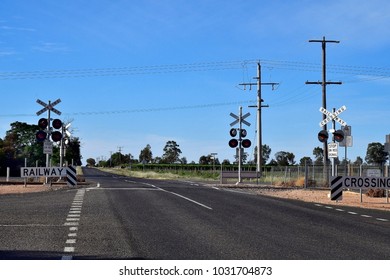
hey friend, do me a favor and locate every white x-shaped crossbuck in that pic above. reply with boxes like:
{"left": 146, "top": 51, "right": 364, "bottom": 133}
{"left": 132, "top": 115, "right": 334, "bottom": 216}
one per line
{"left": 319, "top": 105, "right": 347, "bottom": 127}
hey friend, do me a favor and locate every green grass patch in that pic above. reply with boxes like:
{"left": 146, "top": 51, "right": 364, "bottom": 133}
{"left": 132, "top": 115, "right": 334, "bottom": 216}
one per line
{"left": 98, "top": 167, "right": 219, "bottom": 181}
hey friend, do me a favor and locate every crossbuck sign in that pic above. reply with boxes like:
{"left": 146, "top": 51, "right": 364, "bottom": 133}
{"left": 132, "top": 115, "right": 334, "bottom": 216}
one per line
{"left": 230, "top": 112, "right": 251, "bottom": 127}
{"left": 319, "top": 105, "right": 347, "bottom": 127}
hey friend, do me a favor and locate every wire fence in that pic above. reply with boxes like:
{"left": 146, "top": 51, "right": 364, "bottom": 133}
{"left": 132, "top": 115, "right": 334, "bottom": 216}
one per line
{"left": 2, "top": 162, "right": 389, "bottom": 188}
{"left": 224, "top": 164, "right": 390, "bottom": 187}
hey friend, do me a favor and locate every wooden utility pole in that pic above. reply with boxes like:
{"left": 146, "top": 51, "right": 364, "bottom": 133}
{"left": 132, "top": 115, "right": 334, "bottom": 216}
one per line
{"left": 306, "top": 36, "right": 342, "bottom": 186}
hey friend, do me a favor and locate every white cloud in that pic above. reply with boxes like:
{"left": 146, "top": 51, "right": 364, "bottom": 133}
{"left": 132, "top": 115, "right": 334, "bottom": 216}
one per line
{"left": 32, "top": 42, "right": 70, "bottom": 53}
{"left": 0, "top": 50, "right": 16, "bottom": 56}
{"left": 0, "top": 25, "right": 36, "bottom": 32}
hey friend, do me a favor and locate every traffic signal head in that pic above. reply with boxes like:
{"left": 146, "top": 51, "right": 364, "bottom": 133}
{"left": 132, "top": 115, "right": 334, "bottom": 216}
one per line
{"left": 36, "top": 130, "right": 47, "bottom": 142}
{"left": 228, "top": 139, "right": 238, "bottom": 148}
{"left": 52, "top": 119, "right": 62, "bottom": 129}
{"left": 318, "top": 130, "right": 328, "bottom": 143}
{"left": 38, "top": 118, "right": 48, "bottom": 130}
{"left": 51, "top": 131, "right": 62, "bottom": 142}
{"left": 333, "top": 129, "right": 344, "bottom": 142}
{"left": 240, "top": 129, "right": 247, "bottom": 138}
{"left": 229, "top": 128, "right": 237, "bottom": 137}
{"left": 242, "top": 139, "right": 251, "bottom": 148}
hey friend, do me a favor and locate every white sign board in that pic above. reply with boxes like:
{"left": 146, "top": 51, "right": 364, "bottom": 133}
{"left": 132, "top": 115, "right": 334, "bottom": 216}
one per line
{"left": 328, "top": 142, "right": 338, "bottom": 158}
{"left": 366, "top": 169, "right": 381, "bottom": 177}
{"left": 21, "top": 167, "right": 67, "bottom": 178}
{"left": 43, "top": 140, "right": 53, "bottom": 155}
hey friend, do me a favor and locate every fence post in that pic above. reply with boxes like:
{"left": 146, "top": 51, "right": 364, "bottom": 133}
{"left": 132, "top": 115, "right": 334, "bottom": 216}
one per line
{"left": 304, "top": 161, "right": 308, "bottom": 188}
{"left": 6, "top": 167, "right": 10, "bottom": 182}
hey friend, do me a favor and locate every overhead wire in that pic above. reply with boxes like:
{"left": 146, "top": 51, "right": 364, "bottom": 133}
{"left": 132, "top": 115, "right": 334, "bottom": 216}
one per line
{"left": 0, "top": 60, "right": 259, "bottom": 80}
{"left": 0, "top": 99, "right": 257, "bottom": 118}
{"left": 1, "top": 58, "right": 389, "bottom": 118}
{"left": 1, "top": 58, "right": 388, "bottom": 85}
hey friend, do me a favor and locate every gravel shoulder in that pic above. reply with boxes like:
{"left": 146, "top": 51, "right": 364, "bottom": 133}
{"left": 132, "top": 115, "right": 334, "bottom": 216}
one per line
{"left": 218, "top": 185, "right": 390, "bottom": 211}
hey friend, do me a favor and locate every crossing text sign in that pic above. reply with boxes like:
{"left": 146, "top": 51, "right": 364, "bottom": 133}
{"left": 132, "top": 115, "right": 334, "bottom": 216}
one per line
{"left": 331, "top": 176, "right": 390, "bottom": 200}
{"left": 319, "top": 106, "right": 347, "bottom": 127}
{"left": 21, "top": 167, "right": 67, "bottom": 178}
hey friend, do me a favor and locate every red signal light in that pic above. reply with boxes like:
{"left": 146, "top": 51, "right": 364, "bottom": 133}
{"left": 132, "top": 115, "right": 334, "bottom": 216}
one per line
{"left": 229, "top": 139, "right": 238, "bottom": 148}
{"left": 51, "top": 131, "right": 62, "bottom": 142}
{"left": 242, "top": 139, "right": 251, "bottom": 148}
{"left": 333, "top": 130, "right": 344, "bottom": 142}
{"left": 318, "top": 130, "right": 328, "bottom": 143}
{"left": 36, "top": 130, "right": 47, "bottom": 142}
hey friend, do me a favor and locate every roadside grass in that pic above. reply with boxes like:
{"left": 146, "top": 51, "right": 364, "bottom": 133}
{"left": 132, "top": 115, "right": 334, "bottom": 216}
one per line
{"left": 95, "top": 168, "right": 315, "bottom": 187}
{"left": 98, "top": 167, "right": 219, "bottom": 181}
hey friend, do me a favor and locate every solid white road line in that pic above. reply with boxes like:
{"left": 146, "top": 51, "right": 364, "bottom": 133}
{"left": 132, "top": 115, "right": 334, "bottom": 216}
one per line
{"left": 166, "top": 191, "right": 213, "bottom": 210}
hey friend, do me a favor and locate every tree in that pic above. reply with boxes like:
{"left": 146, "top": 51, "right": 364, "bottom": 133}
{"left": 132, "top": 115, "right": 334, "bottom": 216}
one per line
{"left": 109, "top": 152, "right": 124, "bottom": 166}
{"left": 313, "top": 147, "right": 323, "bottom": 165}
{"left": 199, "top": 155, "right": 212, "bottom": 165}
{"left": 153, "top": 156, "right": 162, "bottom": 164}
{"left": 299, "top": 157, "right": 313, "bottom": 166}
{"left": 86, "top": 158, "right": 96, "bottom": 166}
{"left": 161, "top": 140, "right": 182, "bottom": 164}
{"left": 353, "top": 156, "right": 363, "bottom": 165}
{"left": 139, "top": 144, "right": 153, "bottom": 163}
{"left": 66, "top": 137, "right": 82, "bottom": 166}
{"left": 199, "top": 155, "right": 220, "bottom": 165}
{"left": 254, "top": 144, "right": 271, "bottom": 165}
{"left": 365, "top": 142, "right": 388, "bottom": 165}
{"left": 180, "top": 157, "right": 187, "bottom": 164}
{"left": 274, "top": 151, "right": 295, "bottom": 166}
{"left": 1, "top": 122, "right": 46, "bottom": 175}
{"left": 52, "top": 137, "right": 82, "bottom": 166}
{"left": 234, "top": 151, "right": 248, "bottom": 164}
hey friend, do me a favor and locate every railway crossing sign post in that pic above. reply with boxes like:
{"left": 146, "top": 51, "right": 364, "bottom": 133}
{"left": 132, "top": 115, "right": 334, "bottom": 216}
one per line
{"left": 230, "top": 107, "right": 251, "bottom": 184}
{"left": 319, "top": 105, "right": 347, "bottom": 177}
{"left": 36, "top": 98, "right": 62, "bottom": 184}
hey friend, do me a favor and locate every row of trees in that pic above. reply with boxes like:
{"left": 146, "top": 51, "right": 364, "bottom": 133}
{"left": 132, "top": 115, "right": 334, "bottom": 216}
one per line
{"left": 88, "top": 140, "right": 186, "bottom": 167}
{"left": 88, "top": 140, "right": 389, "bottom": 168}
{"left": 1, "top": 121, "right": 386, "bottom": 176}
{"left": 0, "top": 121, "right": 82, "bottom": 176}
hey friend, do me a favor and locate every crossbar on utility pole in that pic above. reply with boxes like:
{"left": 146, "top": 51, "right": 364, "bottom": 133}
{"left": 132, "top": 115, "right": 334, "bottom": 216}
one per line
{"left": 240, "top": 62, "right": 278, "bottom": 178}
{"left": 305, "top": 36, "right": 342, "bottom": 186}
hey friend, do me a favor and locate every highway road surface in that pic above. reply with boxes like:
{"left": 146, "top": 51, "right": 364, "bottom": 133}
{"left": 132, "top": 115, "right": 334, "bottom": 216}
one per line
{"left": 0, "top": 167, "right": 389, "bottom": 259}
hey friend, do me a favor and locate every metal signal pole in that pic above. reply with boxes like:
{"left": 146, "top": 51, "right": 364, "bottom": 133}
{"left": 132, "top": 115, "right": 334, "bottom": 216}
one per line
{"left": 306, "top": 37, "right": 341, "bottom": 186}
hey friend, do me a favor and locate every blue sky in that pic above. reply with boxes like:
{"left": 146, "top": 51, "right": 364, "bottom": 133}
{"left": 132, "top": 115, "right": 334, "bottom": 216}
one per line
{"left": 1, "top": 0, "right": 390, "bottom": 164}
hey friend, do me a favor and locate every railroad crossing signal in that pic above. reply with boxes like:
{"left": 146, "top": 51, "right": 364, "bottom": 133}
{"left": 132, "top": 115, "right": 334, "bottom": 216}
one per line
{"left": 36, "top": 99, "right": 62, "bottom": 116}
{"left": 319, "top": 105, "right": 346, "bottom": 127}
{"left": 228, "top": 109, "right": 251, "bottom": 149}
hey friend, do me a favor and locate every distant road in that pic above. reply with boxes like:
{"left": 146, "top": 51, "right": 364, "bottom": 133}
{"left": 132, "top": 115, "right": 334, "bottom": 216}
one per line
{"left": 0, "top": 167, "right": 389, "bottom": 259}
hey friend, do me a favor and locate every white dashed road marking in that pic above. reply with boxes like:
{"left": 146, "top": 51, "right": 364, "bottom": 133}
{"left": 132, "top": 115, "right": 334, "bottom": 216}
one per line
{"left": 314, "top": 203, "right": 389, "bottom": 223}
{"left": 62, "top": 189, "right": 86, "bottom": 260}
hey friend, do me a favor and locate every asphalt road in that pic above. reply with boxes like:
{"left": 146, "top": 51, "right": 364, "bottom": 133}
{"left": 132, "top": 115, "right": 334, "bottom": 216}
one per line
{"left": 1, "top": 167, "right": 390, "bottom": 259}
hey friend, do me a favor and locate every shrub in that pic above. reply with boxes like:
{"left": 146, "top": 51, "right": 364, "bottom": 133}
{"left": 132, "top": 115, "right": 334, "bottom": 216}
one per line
{"left": 366, "top": 189, "right": 386, "bottom": 197}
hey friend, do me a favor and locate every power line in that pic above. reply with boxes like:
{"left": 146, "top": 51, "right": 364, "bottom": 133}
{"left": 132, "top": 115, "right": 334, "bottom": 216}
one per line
{"left": 0, "top": 60, "right": 258, "bottom": 80}
{"left": 1, "top": 59, "right": 390, "bottom": 80}
{"left": 0, "top": 100, "right": 257, "bottom": 118}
